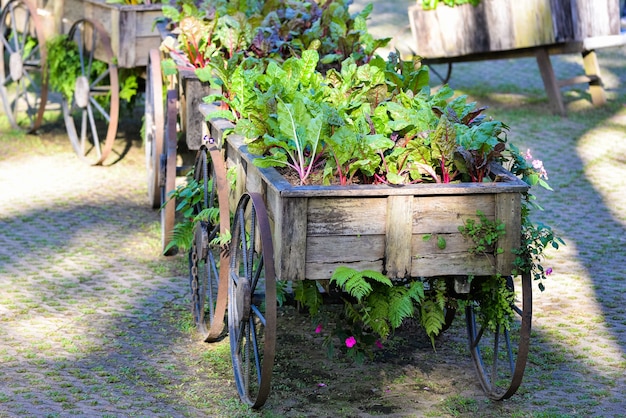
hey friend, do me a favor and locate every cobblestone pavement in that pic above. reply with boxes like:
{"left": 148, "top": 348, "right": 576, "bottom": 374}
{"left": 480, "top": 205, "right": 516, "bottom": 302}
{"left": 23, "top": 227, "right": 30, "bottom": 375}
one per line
{"left": 2, "top": 3, "right": 626, "bottom": 417}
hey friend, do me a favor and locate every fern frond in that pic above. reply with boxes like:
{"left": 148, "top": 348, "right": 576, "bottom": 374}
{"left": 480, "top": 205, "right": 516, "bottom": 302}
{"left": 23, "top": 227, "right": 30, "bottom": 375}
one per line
{"left": 360, "top": 270, "right": 393, "bottom": 286}
{"left": 164, "top": 221, "right": 195, "bottom": 254}
{"left": 331, "top": 266, "right": 359, "bottom": 288}
{"left": 294, "top": 280, "right": 323, "bottom": 316}
{"left": 388, "top": 287, "right": 416, "bottom": 329}
{"left": 406, "top": 280, "right": 425, "bottom": 303}
{"left": 344, "top": 275, "right": 373, "bottom": 302}
{"left": 420, "top": 299, "right": 446, "bottom": 348}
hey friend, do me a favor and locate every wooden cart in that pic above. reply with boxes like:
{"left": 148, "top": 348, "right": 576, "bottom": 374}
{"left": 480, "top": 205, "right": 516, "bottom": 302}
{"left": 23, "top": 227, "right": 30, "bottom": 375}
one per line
{"left": 0, "top": 0, "right": 163, "bottom": 164}
{"left": 407, "top": 0, "right": 626, "bottom": 115}
{"left": 179, "top": 102, "right": 533, "bottom": 408}
{"left": 143, "top": 19, "right": 216, "bottom": 254}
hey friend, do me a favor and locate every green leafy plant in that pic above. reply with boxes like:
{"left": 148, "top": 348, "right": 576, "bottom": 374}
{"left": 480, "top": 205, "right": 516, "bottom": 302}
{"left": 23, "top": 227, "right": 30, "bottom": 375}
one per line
{"left": 421, "top": 0, "right": 481, "bottom": 10}
{"left": 106, "top": 0, "right": 162, "bottom": 4}
{"left": 459, "top": 210, "right": 506, "bottom": 257}
{"left": 297, "top": 267, "right": 424, "bottom": 362}
{"left": 162, "top": 173, "right": 223, "bottom": 254}
{"left": 46, "top": 35, "right": 141, "bottom": 109}
{"left": 160, "top": 0, "right": 389, "bottom": 75}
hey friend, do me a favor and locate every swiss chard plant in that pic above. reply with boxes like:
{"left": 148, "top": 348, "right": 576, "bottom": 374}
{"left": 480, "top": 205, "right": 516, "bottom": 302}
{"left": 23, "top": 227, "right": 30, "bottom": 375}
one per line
{"left": 160, "top": 0, "right": 389, "bottom": 77}
{"left": 210, "top": 49, "right": 512, "bottom": 186}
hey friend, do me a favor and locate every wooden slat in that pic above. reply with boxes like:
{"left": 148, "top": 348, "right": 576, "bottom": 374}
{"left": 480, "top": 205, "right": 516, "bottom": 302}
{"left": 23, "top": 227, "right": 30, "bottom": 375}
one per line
{"left": 305, "top": 260, "right": 384, "bottom": 281}
{"left": 385, "top": 195, "right": 414, "bottom": 278}
{"left": 305, "top": 235, "right": 385, "bottom": 264}
{"left": 413, "top": 195, "right": 494, "bottom": 234}
{"left": 511, "top": 0, "right": 554, "bottom": 49}
{"left": 411, "top": 253, "right": 495, "bottom": 277}
{"left": 274, "top": 197, "right": 308, "bottom": 281}
{"left": 306, "top": 198, "right": 387, "bottom": 236}
{"left": 495, "top": 193, "right": 522, "bottom": 276}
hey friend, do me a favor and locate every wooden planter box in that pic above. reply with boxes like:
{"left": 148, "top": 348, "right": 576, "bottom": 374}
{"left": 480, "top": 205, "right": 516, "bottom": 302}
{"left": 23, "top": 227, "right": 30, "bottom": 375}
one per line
{"left": 409, "top": 0, "right": 621, "bottom": 59}
{"left": 82, "top": 0, "right": 163, "bottom": 68}
{"left": 202, "top": 104, "right": 530, "bottom": 282}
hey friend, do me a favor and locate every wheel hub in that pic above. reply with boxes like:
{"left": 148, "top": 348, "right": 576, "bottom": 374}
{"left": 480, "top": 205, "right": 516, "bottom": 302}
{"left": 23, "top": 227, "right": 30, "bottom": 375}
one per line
{"left": 194, "top": 222, "right": 209, "bottom": 260}
{"left": 9, "top": 52, "right": 23, "bottom": 81}
{"left": 236, "top": 278, "right": 252, "bottom": 323}
{"left": 74, "top": 75, "right": 90, "bottom": 108}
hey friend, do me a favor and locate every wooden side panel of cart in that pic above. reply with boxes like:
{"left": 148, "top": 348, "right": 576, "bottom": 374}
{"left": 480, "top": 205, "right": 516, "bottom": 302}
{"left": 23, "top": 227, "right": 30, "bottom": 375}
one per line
{"left": 214, "top": 127, "right": 527, "bottom": 283}
{"left": 82, "top": 0, "right": 162, "bottom": 68}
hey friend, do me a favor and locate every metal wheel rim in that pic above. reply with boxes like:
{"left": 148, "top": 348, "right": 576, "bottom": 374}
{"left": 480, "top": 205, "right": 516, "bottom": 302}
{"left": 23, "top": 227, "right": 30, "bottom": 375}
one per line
{"left": 465, "top": 273, "right": 532, "bottom": 400}
{"left": 0, "top": 0, "right": 47, "bottom": 132}
{"left": 145, "top": 48, "right": 164, "bottom": 208}
{"left": 228, "top": 193, "right": 276, "bottom": 408}
{"left": 61, "top": 18, "right": 119, "bottom": 166}
{"left": 189, "top": 146, "right": 227, "bottom": 340}
{"left": 160, "top": 89, "right": 177, "bottom": 255}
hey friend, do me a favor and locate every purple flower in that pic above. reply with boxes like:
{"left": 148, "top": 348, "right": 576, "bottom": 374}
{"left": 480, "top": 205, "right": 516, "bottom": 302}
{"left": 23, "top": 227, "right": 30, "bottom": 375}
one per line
{"left": 375, "top": 340, "right": 383, "bottom": 349}
{"left": 345, "top": 336, "right": 357, "bottom": 348}
{"left": 545, "top": 267, "right": 553, "bottom": 275}
{"left": 315, "top": 324, "right": 323, "bottom": 334}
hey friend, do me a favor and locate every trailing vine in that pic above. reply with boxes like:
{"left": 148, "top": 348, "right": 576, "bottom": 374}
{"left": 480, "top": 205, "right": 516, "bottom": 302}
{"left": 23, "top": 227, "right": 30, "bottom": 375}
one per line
{"left": 458, "top": 210, "right": 506, "bottom": 257}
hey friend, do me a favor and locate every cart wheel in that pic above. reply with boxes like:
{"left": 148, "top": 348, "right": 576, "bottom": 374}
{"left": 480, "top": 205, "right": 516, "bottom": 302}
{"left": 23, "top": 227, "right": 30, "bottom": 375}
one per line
{"left": 228, "top": 193, "right": 277, "bottom": 408}
{"left": 145, "top": 48, "right": 164, "bottom": 208}
{"left": 440, "top": 305, "right": 456, "bottom": 333}
{"left": 61, "top": 18, "right": 119, "bottom": 166}
{"left": 0, "top": 0, "right": 47, "bottom": 132}
{"left": 160, "top": 89, "right": 177, "bottom": 255}
{"left": 189, "top": 140, "right": 230, "bottom": 342}
{"left": 466, "top": 273, "right": 532, "bottom": 400}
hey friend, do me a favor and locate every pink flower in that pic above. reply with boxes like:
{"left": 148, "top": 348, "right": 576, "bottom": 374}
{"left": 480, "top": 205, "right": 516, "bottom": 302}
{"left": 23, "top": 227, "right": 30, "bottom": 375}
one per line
{"left": 315, "top": 324, "right": 323, "bottom": 334}
{"left": 317, "top": 383, "right": 326, "bottom": 387}
{"left": 532, "top": 159, "right": 549, "bottom": 180}
{"left": 525, "top": 149, "right": 533, "bottom": 160}
{"left": 375, "top": 340, "right": 383, "bottom": 349}
{"left": 545, "top": 267, "right": 553, "bottom": 275}
{"left": 345, "top": 336, "right": 357, "bottom": 348}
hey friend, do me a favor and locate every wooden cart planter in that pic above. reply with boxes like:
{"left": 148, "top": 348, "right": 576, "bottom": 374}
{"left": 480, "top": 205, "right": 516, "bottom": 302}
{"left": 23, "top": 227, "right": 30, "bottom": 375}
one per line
{"left": 190, "top": 103, "right": 533, "bottom": 407}
{"left": 0, "top": 0, "right": 163, "bottom": 164}
{"left": 408, "top": 0, "right": 626, "bottom": 115}
{"left": 144, "top": 21, "right": 217, "bottom": 254}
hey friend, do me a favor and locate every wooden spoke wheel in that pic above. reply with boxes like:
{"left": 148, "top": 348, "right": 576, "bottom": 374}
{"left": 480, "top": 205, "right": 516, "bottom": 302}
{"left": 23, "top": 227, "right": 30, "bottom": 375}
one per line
{"left": 0, "top": 0, "right": 47, "bottom": 132}
{"left": 160, "top": 89, "right": 177, "bottom": 255}
{"left": 61, "top": 18, "right": 119, "bottom": 166}
{"left": 466, "top": 273, "right": 532, "bottom": 400}
{"left": 228, "top": 193, "right": 277, "bottom": 408}
{"left": 189, "top": 139, "right": 230, "bottom": 342}
{"left": 145, "top": 48, "right": 164, "bottom": 209}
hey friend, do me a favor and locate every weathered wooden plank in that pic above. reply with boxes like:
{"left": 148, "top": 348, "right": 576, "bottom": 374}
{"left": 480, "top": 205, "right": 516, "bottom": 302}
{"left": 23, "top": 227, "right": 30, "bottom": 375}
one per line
{"left": 495, "top": 193, "right": 522, "bottom": 276}
{"left": 413, "top": 195, "right": 495, "bottom": 234}
{"left": 385, "top": 195, "right": 413, "bottom": 278}
{"left": 81, "top": 0, "right": 162, "bottom": 68}
{"left": 306, "top": 198, "right": 387, "bottom": 236}
{"left": 305, "top": 235, "right": 385, "bottom": 264}
{"left": 273, "top": 197, "right": 308, "bottom": 281}
{"left": 411, "top": 253, "right": 495, "bottom": 277}
{"left": 413, "top": 233, "right": 476, "bottom": 256}
{"left": 409, "top": 0, "right": 620, "bottom": 59}
{"left": 513, "top": 0, "right": 554, "bottom": 49}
